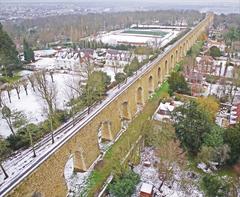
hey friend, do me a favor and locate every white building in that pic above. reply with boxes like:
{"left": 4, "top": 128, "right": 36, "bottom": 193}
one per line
{"left": 55, "top": 50, "right": 80, "bottom": 71}
{"left": 105, "top": 49, "right": 131, "bottom": 67}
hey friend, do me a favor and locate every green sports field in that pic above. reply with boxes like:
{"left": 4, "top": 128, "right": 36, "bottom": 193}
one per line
{"left": 123, "top": 29, "right": 168, "bottom": 37}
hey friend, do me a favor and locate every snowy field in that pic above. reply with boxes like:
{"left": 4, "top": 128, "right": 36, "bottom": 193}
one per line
{"left": 96, "top": 29, "right": 180, "bottom": 47}
{"left": 0, "top": 72, "right": 82, "bottom": 138}
{"left": 0, "top": 64, "right": 122, "bottom": 138}
{"left": 30, "top": 57, "right": 56, "bottom": 70}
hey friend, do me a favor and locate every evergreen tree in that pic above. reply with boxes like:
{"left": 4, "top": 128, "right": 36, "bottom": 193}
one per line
{"left": 0, "top": 23, "right": 20, "bottom": 75}
{"left": 23, "top": 39, "right": 35, "bottom": 63}
{"left": 172, "top": 101, "right": 212, "bottom": 155}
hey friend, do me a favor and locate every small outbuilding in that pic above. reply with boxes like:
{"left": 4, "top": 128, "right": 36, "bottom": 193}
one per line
{"left": 140, "top": 183, "right": 153, "bottom": 197}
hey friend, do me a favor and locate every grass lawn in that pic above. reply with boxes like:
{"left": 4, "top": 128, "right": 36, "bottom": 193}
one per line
{"left": 82, "top": 82, "right": 169, "bottom": 196}
{"left": 0, "top": 74, "right": 21, "bottom": 84}
{"left": 123, "top": 30, "right": 167, "bottom": 37}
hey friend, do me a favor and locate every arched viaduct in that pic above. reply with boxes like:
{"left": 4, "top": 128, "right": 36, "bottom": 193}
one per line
{"left": 4, "top": 13, "right": 214, "bottom": 197}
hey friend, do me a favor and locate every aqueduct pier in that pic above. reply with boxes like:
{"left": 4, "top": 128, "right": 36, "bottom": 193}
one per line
{"left": 2, "top": 13, "right": 213, "bottom": 197}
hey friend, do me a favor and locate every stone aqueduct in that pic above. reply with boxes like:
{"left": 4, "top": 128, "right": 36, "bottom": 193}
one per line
{"left": 6, "top": 14, "right": 214, "bottom": 197}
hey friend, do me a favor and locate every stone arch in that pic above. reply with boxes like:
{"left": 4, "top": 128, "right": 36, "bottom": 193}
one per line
{"left": 99, "top": 121, "right": 113, "bottom": 142}
{"left": 32, "top": 192, "right": 42, "bottom": 197}
{"left": 183, "top": 42, "right": 186, "bottom": 56}
{"left": 165, "top": 60, "right": 168, "bottom": 75}
{"left": 148, "top": 76, "right": 154, "bottom": 95}
{"left": 180, "top": 46, "right": 183, "bottom": 59}
{"left": 64, "top": 154, "right": 74, "bottom": 191}
{"left": 137, "top": 87, "right": 143, "bottom": 105}
{"left": 98, "top": 121, "right": 113, "bottom": 151}
{"left": 64, "top": 153, "right": 88, "bottom": 195}
{"left": 74, "top": 145, "right": 87, "bottom": 172}
{"left": 157, "top": 67, "right": 161, "bottom": 83}
{"left": 121, "top": 101, "right": 130, "bottom": 120}
{"left": 176, "top": 50, "right": 178, "bottom": 63}
{"left": 171, "top": 55, "right": 174, "bottom": 70}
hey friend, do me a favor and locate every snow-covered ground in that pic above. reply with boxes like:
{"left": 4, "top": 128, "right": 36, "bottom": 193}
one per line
{"left": 96, "top": 66, "right": 124, "bottom": 82}
{"left": 203, "top": 82, "right": 240, "bottom": 99}
{"left": 133, "top": 147, "right": 202, "bottom": 197}
{"left": 0, "top": 72, "right": 82, "bottom": 138}
{"left": 30, "top": 57, "right": 56, "bottom": 70}
{"left": 214, "top": 59, "right": 234, "bottom": 78}
{"left": 96, "top": 29, "right": 180, "bottom": 47}
{"left": 0, "top": 64, "right": 123, "bottom": 138}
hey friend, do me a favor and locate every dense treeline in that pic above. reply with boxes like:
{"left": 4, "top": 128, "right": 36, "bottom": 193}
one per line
{"left": 2, "top": 10, "right": 203, "bottom": 47}
{"left": 214, "top": 13, "right": 240, "bottom": 28}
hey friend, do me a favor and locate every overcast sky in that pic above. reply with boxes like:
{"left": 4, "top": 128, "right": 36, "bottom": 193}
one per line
{"left": 1, "top": 0, "right": 239, "bottom": 3}
{"left": 1, "top": 0, "right": 239, "bottom": 14}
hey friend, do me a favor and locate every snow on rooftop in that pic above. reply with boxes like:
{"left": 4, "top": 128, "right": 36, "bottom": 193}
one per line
{"left": 140, "top": 183, "right": 153, "bottom": 194}
{"left": 159, "top": 102, "right": 175, "bottom": 112}
{"left": 34, "top": 49, "right": 57, "bottom": 57}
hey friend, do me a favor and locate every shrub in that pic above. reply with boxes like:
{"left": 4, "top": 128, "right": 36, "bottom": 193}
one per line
{"left": 108, "top": 171, "right": 140, "bottom": 197}
{"left": 168, "top": 72, "right": 190, "bottom": 96}
{"left": 201, "top": 174, "right": 230, "bottom": 197}
{"left": 115, "top": 73, "right": 127, "bottom": 84}
{"left": 209, "top": 46, "right": 221, "bottom": 58}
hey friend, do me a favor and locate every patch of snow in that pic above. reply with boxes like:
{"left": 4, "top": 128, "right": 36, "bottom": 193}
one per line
{"left": 0, "top": 72, "right": 81, "bottom": 138}
{"left": 30, "top": 57, "right": 56, "bottom": 70}
{"left": 96, "top": 66, "right": 124, "bottom": 82}
{"left": 133, "top": 147, "right": 203, "bottom": 197}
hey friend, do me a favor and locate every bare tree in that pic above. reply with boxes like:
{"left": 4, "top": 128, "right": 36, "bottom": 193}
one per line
{"left": 6, "top": 85, "right": 12, "bottom": 103}
{"left": 34, "top": 70, "right": 57, "bottom": 144}
{"left": 65, "top": 76, "right": 83, "bottom": 98}
{"left": 0, "top": 90, "right": 2, "bottom": 107}
{"left": 26, "top": 124, "right": 36, "bottom": 157}
{"left": 143, "top": 121, "right": 187, "bottom": 192}
{"left": 28, "top": 75, "right": 35, "bottom": 92}
{"left": 0, "top": 139, "right": 10, "bottom": 179}
{"left": 230, "top": 65, "right": 240, "bottom": 104}
{"left": 65, "top": 78, "right": 82, "bottom": 127}
{"left": 22, "top": 79, "right": 29, "bottom": 95}
{"left": 49, "top": 70, "right": 54, "bottom": 83}
{"left": 1, "top": 105, "right": 15, "bottom": 136}
{"left": 79, "top": 54, "right": 95, "bottom": 79}
{"left": 13, "top": 83, "right": 21, "bottom": 100}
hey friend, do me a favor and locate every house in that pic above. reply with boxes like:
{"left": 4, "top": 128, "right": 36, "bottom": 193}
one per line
{"left": 153, "top": 101, "right": 183, "bottom": 121}
{"left": 197, "top": 55, "right": 216, "bottom": 74}
{"left": 79, "top": 48, "right": 95, "bottom": 59}
{"left": 55, "top": 50, "right": 80, "bottom": 71}
{"left": 230, "top": 103, "right": 240, "bottom": 125}
{"left": 140, "top": 183, "right": 153, "bottom": 197}
{"left": 105, "top": 49, "right": 131, "bottom": 67}
{"left": 207, "top": 39, "right": 226, "bottom": 53}
{"left": 186, "top": 71, "right": 203, "bottom": 84}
